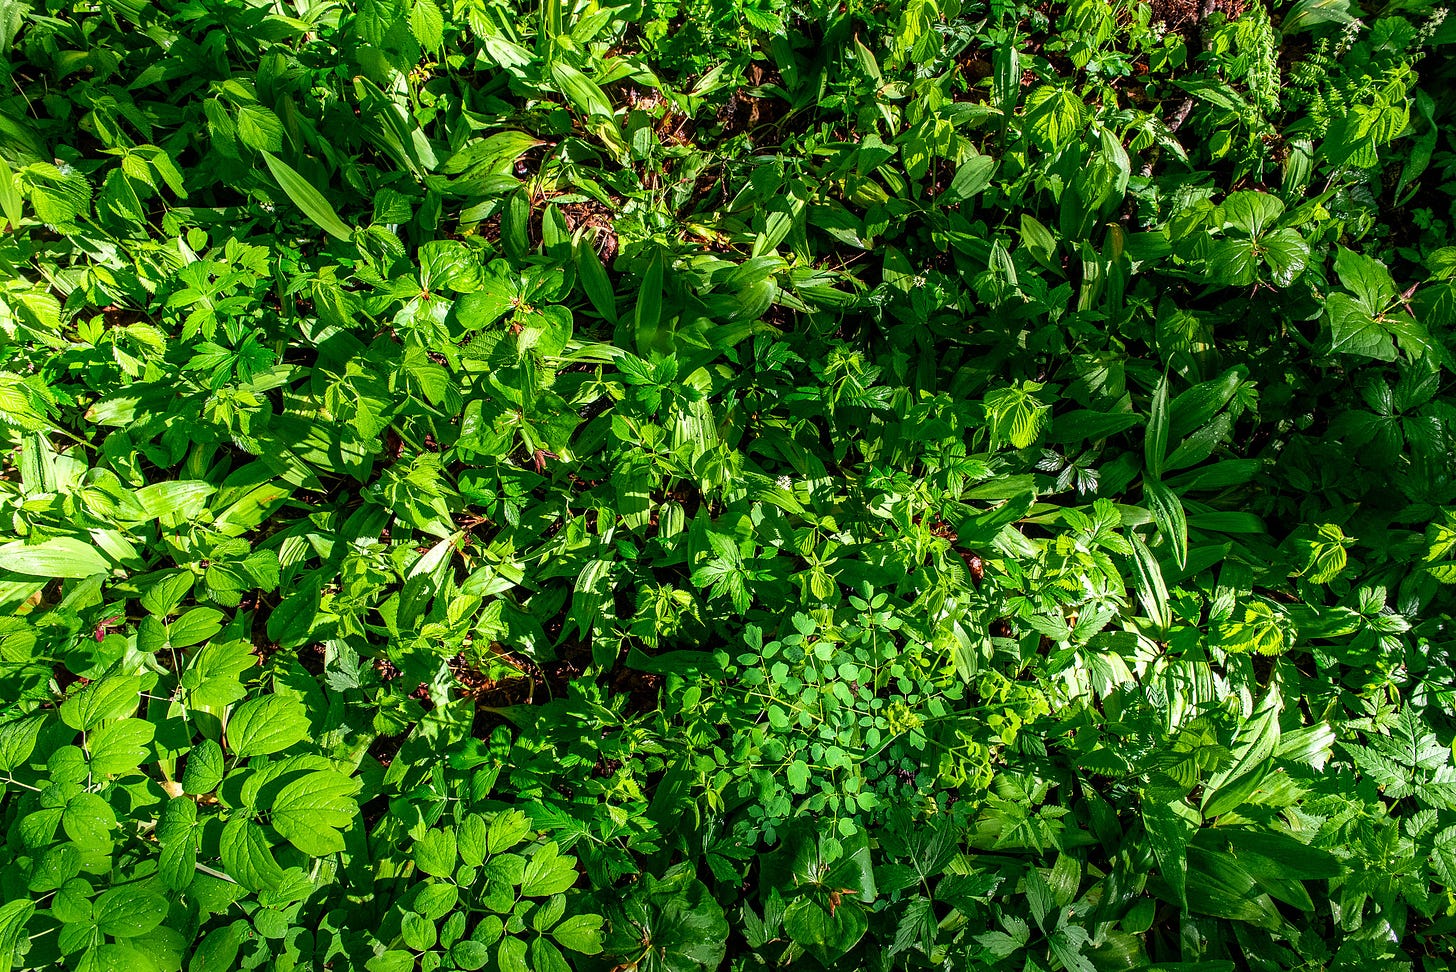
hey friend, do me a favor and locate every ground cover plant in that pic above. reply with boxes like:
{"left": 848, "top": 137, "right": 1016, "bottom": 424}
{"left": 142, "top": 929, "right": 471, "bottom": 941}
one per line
{"left": 1, "top": 0, "right": 1455, "bottom": 968}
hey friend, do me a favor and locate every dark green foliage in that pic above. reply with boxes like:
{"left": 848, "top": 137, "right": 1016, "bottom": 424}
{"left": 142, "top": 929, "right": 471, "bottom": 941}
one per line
{"left": 1, "top": 0, "right": 1455, "bottom": 969}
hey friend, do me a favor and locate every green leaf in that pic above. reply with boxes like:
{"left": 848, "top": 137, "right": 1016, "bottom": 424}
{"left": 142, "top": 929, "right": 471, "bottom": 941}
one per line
{"left": 1202, "top": 688, "right": 1281, "bottom": 817}
{"left": 552, "top": 914, "right": 604, "bottom": 954}
{"left": 783, "top": 896, "right": 869, "bottom": 966}
{"left": 1327, "top": 294, "right": 1396, "bottom": 360}
{"left": 0, "top": 717, "right": 43, "bottom": 773}
{"left": 521, "top": 842, "right": 578, "bottom": 897}
{"left": 634, "top": 250, "right": 667, "bottom": 355}
{"left": 62, "top": 791, "right": 117, "bottom": 848}
{"left": 62, "top": 676, "right": 142, "bottom": 731}
{"left": 1182, "top": 846, "right": 1284, "bottom": 930}
{"left": 182, "top": 739, "right": 224, "bottom": 794}
{"left": 410, "top": 0, "right": 444, "bottom": 49}
{"left": 1262, "top": 228, "right": 1309, "bottom": 287}
{"left": 226, "top": 695, "right": 310, "bottom": 759}
{"left": 188, "top": 926, "right": 243, "bottom": 972}
{"left": 942, "top": 154, "right": 995, "bottom": 205}
{"left": 414, "top": 829, "right": 457, "bottom": 877}
{"left": 1432, "top": 825, "right": 1456, "bottom": 888}
{"left": 270, "top": 770, "right": 361, "bottom": 856}
{"left": 1128, "top": 533, "right": 1171, "bottom": 631}
{"left": 442, "top": 131, "right": 544, "bottom": 177}
{"left": 1145, "top": 375, "right": 1169, "bottom": 480}
{"left": 220, "top": 818, "right": 284, "bottom": 891}
{"left": 86, "top": 718, "right": 155, "bottom": 776}
{"left": 0, "top": 537, "right": 110, "bottom": 578}
{"left": 575, "top": 232, "right": 617, "bottom": 323}
{"left": 549, "top": 63, "right": 614, "bottom": 119}
{"left": 0, "top": 900, "right": 35, "bottom": 972}
{"left": 1144, "top": 479, "right": 1187, "bottom": 570}
{"left": 1142, "top": 800, "right": 1197, "bottom": 908}
{"left": 1024, "top": 84, "right": 1087, "bottom": 150}
{"left": 261, "top": 152, "right": 354, "bottom": 241}
{"left": 168, "top": 607, "right": 224, "bottom": 648}
{"left": 94, "top": 886, "right": 168, "bottom": 938}
{"left": 236, "top": 105, "right": 284, "bottom": 153}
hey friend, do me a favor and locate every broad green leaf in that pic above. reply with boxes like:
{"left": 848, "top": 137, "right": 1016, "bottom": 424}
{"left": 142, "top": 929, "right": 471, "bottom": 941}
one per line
{"left": 0, "top": 537, "right": 110, "bottom": 578}
{"left": 552, "top": 914, "right": 604, "bottom": 954}
{"left": 62, "top": 791, "right": 116, "bottom": 848}
{"left": 0, "top": 900, "right": 35, "bottom": 972}
{"left": 226, "top": 695, "right": 309, "bottom": 759}
{"left": 94, "top": 886, "right": 168, "bottom": 938}
{"left": 942, "top": 154, "right": 995, "bottom": 205}
{"left": 182, "top": 739, "right": 224, "bottom": 794}
{"left": 220, "top": 818, "right": 283, "bottom": 891}
{"left": 0, "top": 717, "right": 43, "bottom": 773}
{"left": 442, "top": 131, "right": 544, "bottom": 177}
{"left": 521, "top": 842, "right": 578, "bottom": 897}
{"left": 62, "top": 676, "right": 142, "bottom": 731}
{"left": 168, "top": 607, "right": 224, "bottom": 648}
{"left": 414, "top": 829, "right": 457, "bottom": 878}
{"left": 86, "top": 718, "right": 154, "bottom": 776}
{"left": 549, "top": 63, "right": 614, "bottom": 119}
{"left": 271, "top": 770, "right": 361, "bottom": 855}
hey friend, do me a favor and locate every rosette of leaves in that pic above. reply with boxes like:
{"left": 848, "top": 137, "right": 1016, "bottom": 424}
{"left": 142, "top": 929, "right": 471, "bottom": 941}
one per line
{"left": 370, "top": 809, "right": 604, "bottom": 972}
{"left": 601, "top": 863, "right": 728, "bottom": 972}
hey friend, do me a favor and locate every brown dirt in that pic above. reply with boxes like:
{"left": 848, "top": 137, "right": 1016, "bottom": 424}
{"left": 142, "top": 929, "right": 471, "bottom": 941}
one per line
{"left": 558, "top": 198, "right": 619, "bottom": 264}
{"left": 1148, "top": 0, "right": 1246, "bottom": 28}
{"left": 717, "top": 62, "right": 788, "bottom": 138}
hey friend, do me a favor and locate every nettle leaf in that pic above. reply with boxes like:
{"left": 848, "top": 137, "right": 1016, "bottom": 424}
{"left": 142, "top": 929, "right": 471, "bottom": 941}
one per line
{"left": 409, "top": 0, "right": 444, "bottom": 50}
{"left": 1293, "top": 523, "right": 1353, "bottom": 583}
{"left": 1024, "top": 85, "right": 1087, "bottom": 150}
{"left": 984, "top": 382, "right": 1049, "bottom": 450}
{"left": 226, "top": 695, "right": 310, "bottom": 759}
{"left": 271, "top": 771, "right": 361, "bottom": 855}
{"left": 19, "top": 162, "right": 91, "bottom": 224}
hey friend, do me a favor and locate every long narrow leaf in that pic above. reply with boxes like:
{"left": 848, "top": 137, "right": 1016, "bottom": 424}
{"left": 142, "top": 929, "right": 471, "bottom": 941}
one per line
{"left": 261, "top": 152, "right": 354, "bottom": 242}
